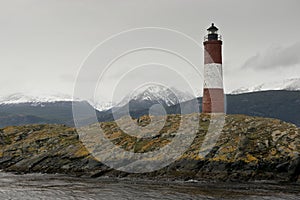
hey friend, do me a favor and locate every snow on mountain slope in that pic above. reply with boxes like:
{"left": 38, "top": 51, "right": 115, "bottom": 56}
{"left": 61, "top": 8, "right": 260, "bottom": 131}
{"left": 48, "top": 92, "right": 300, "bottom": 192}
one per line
{"left": 0, "top": 92, "right": 116, "bottom": 111}
{"left": 0, "top": 92, "right": 74, "bottom": 105}
{"left": 0, "top": 86, "right": 194, "bottom": 111}
{"left": 2, "top": 78, "right": 299, "bottom": 110}
{"left": 116, "top": 85, "right": 195, "bottom": 107}
{"left": 92, "top": 101, "right": 115, "bottom": 111}
{"left": 231, "top": 78, "right": 300, "bottom": 94}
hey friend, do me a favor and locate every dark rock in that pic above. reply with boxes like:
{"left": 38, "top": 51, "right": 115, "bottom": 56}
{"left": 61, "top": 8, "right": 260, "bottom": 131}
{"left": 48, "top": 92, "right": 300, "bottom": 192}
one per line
{"left": 276, "top": 161, "right": 289, "bottom": 172}
{"left": 288, "top": 155, "right": 300, "bottom": 182}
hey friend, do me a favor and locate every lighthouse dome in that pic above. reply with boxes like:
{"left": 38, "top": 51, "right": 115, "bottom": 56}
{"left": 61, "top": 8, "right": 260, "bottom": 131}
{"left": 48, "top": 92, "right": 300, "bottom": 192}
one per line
{"left": 207, "top": 23, "right": 218, "bottom": 34}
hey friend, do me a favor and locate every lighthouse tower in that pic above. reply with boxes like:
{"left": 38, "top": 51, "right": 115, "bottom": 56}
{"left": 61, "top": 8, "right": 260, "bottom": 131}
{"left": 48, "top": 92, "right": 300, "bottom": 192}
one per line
{"left": 202, "top": 23, "right": 224, "bottom": 113}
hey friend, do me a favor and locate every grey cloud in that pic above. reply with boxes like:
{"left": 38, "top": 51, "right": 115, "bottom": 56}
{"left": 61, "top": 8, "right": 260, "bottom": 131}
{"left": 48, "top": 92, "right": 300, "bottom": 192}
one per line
{"left": 242, "top": 42, "right": 300, "bottom": 70}
{"left": 0, "top": 0, "right": 300, "bottom": 97}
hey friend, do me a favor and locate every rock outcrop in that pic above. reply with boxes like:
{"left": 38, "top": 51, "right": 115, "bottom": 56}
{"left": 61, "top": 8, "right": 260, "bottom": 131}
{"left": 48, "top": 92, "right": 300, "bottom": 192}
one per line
{"left": 0, "top": 114, "right": 299, "bottom": 182}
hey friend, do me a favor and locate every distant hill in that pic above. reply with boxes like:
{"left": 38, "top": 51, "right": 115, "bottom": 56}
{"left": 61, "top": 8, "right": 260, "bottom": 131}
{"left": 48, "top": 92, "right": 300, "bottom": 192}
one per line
{"left": 0, "top": 101, "right": 98, "bottom": 127}
{"left": 226, "top": 90, "right": 300, "bottom": 126}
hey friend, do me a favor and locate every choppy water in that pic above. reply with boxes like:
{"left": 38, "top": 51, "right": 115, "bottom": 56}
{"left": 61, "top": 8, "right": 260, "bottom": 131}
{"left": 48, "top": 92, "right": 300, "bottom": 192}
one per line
{"left": 0, "top": 172, "right": 299, "bottom": 200}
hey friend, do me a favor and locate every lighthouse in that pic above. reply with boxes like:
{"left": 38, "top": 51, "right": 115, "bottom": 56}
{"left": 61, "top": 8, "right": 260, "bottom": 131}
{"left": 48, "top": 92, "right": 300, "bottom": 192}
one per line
{"left": 202, "top": 23, "right": 224, "bottom": 113}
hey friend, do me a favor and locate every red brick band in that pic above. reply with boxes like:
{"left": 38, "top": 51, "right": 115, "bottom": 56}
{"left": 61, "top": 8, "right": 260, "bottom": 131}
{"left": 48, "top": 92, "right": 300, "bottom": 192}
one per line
{"left": 202, "top": 88, "right": 224, "bottom": 113}
{"left": 204, "top": 40, "right": 222, "bottom": 64}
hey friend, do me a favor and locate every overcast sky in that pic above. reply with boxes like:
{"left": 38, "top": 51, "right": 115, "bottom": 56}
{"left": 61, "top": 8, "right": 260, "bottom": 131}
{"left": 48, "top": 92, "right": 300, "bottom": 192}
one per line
{"left": 0, "top": 0, "right": 300, "bottom": 103}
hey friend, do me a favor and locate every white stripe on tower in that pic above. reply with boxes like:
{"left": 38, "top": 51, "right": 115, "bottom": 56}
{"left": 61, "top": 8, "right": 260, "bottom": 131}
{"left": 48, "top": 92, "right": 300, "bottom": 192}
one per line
{"left": 204, "top": 63, "right": 223, "bottom": 89}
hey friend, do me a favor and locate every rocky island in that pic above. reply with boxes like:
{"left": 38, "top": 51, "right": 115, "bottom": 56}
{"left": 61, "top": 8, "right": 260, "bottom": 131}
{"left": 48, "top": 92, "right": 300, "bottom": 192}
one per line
{"left": 0, "top": 114, "right": 299, "bottom": 182}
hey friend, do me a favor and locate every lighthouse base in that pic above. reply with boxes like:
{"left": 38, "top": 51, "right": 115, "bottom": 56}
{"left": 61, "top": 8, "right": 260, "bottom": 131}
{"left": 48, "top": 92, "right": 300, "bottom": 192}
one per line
{"left": 202, "top": 88, "right": 224, "bottom": 113}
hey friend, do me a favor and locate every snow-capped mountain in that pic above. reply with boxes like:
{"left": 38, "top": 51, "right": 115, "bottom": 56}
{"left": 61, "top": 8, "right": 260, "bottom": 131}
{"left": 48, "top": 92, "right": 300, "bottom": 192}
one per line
{"left": 0, "top": 92, "right": 115, "bottom": 111}
{"left": 92, "top": 101, "right": 115, "bottom": 111}
{"left": 116, "top": 85, "right": 195, "bottom": 108}
{"left": 0, "top": 92, "right": 74, "bottom": 105}
{"left": 0, "top": 86, "right": 194, "bottom": 111}
{"left": 231, "top": 78, "right": 300, "bottom": 94}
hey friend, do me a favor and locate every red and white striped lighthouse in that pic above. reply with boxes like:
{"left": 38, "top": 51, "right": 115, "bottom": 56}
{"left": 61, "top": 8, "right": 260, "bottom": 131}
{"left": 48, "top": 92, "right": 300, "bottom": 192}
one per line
{"left": 202, "top": 23, "right": 224, "bottom": 113}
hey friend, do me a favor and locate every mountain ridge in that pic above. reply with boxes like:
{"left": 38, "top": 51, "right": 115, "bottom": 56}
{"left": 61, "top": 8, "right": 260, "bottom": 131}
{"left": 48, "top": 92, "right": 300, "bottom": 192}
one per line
{"left": 231, "top": 78, "right": 300, "bottom": 94}
{"left": 2, "top": 78, "right": 299, "bottom": 110}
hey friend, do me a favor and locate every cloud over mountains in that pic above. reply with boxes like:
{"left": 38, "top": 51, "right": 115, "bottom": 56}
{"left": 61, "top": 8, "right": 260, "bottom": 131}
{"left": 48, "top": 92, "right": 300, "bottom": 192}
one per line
{"left": 242, "top": 42, "right": 300, "bottom": 70}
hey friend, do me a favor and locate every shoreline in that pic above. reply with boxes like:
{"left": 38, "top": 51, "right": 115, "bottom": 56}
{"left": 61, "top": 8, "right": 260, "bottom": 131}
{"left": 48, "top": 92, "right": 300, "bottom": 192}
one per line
{"left": 1, "top": 171, "right": 300, "bottom": 198}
